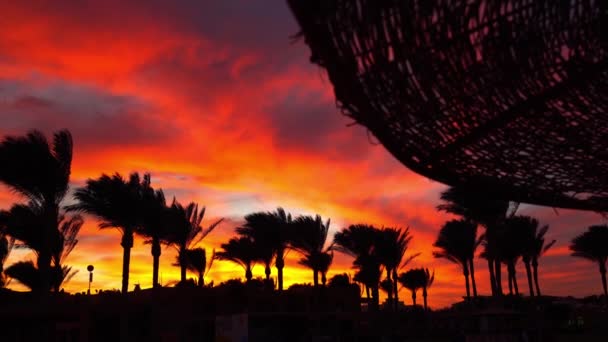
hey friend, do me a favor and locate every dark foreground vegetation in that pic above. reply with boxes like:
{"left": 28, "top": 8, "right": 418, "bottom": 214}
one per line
{"left": 0, "top": 286, "right": 607, "bottom": 341}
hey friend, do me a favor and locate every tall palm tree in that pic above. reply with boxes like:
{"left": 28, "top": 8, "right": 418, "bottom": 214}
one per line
{"left": 290, "top": 214, "right": 333, "bottom": 287}
{"left": 379, "top": 278, "right": 393, "bottom": 300}
{"left": 421, "top": 268, "right": 435, "bottom": 311}
{"left": 0, "top": 130, "right": 73, "bottom": 292}
{"left": 236, "top": 209, "right": 292, "bottom": 288}
{"left": 500, "top": 218, "right": 525, "bottom": 296}
{"left": 515, "top": 216, "right": 556, "bottom": 297}
{"left": 375, "top": 227, "right": 418, "bottom": 309}
{"left": 437, "top": 186, "right": 516, "bottom": 296}
{"left": 570, "top": 225, "right": 608, "bottom": 297}
{"left": 433, "top": 219, "right": 481, "bottom": 300}
{"left": 52, "top": 214, "right": 83, "bottom": 291}
{"left": 531, "top": 227, "right": 555, "bottom": 297}
{"left": 318, "top": 251, "right": 333, "bottom": 286}
{"left": 271, "top": 208, "right": 292, "bottom": 291}
{"left": 216, "top": 237, "right": 258, "bottom": 282}
{"left": 184, "top": 247, "right": 214, "bottom": 287}
{"left": 138, "top": 181, "right": 169, "bottom": 288}
{"left": 165, "top": 199, "right": 223, "bottom": 283}
{"left": 334, "top": 224, "right": 382, "bottom": 310}
{"left": 398, "top": 268, "right": 426, "bottom": 306}
{"left": 69, "top": 173, "right": 148, "bottom": 294}
{"left": 352, "top": 259, "right": 382, "bottom": 307}
{"left": 524, "top": 225, "right": 557, "bottom": 296}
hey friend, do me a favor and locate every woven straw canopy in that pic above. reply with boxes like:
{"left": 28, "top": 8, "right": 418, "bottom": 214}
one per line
{"left": 288, "top": 0, "right": 607, "bottom": 211}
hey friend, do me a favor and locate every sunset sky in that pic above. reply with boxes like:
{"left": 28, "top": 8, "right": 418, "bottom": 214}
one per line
{"left": 0, "top": 0, "right": 604, "bottom": 309}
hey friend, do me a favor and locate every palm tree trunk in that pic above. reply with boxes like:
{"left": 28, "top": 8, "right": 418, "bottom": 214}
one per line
{"left": 392, "top": 269, "right": 399, "bottom": 310}
{"left": 494, "top": 260, "right": 503, "bottom": 295}
{"left": 313, "top": 269, "right": 319, "bottom": 287}
{"left": 411, "top": 290, "right": 416, "bottom": 306}
{"left": 386, "top": 268, "right": 393, "bottom": 304}
{"left": 245, "top": 264, "right": 253, "bottom": 282}
{"left": 151, "top": 237, "right": 161, "bottom": 288}
{"left": 371, "top": 285, "right": 380, "bottom": 311}
{"left": 463, "top": 263, "right": 471, "bottom": 300}
{"left": 423, "top": 286, "right": 428, "bottom": 311}
{"left": 276, "top": 251, "right": 284, "bottom": 291}
{"left": 532, "top": 258, "right": 542, "bottom": 296}
{"left": 321, "top": 272, "right": 327, "bottom": 286}
{"left": 524, "top": 260, "right": 534, "bottom": 297}
{"left": 120, "top": 231, "right": 134, "bottom": 294}
{"left": 365, "top": 285, "right": 370, "bottom": 302}
{"left": 599, "top": 262, "right": 607, "bottom": 298}
{"left": 198, "top": 271, "right": 204, "bottom": 287}
{"left": 507, "top": 264, "right": 513, "bottom": 295}
{"left": 38, "top": 253, "right": 52, "bottom": 293}
{"left": 265, "top": 263, "right": 271, "bottom": 281}
{"left": 178, "top": 245, "right": 187, "bottom": 283}
{"left": 180, "top": 261, "right": 187, "bottom": 283}
{"left": 469, "top": 258, "right": 478, "bottom": 298}
{"left": 511, "top": 263, "right": 519, "bottom": 296}
{"left": 488, "top": 258, "right": 497, "bottom": 296}
{"left": 42, "top": 205, "right": 58, "bottom": 293}
{"left": 507, "top": 262, "right": 519, "bottom": 295}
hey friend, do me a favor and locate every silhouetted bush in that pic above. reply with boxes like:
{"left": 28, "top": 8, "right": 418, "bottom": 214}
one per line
{"left": 328, "top": 273, "right": 350, "bottom": 288}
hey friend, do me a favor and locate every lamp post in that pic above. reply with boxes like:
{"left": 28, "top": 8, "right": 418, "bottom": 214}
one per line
{"left": 87, "top": 265, "right": 94, "bottom": 295}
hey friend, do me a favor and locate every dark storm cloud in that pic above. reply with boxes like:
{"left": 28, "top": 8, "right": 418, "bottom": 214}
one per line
{"left": 0, "top": 78, "right": 178, "bottom": 149}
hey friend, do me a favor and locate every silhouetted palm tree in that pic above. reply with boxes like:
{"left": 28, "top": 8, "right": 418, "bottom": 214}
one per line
{"left": 379, "top": 278, "right": 393, "bottom": 302}
{"left": 421, "top": 268, "right": 435, "bottom": 311}
{"left": 500, "top": 217, "right": 527, "bottom": 296}
{"left": 270, "top": 208, "right": 292, "bottom": 291}
{"left": 0, "top": 130, "right": 73, "bottom": 292}
{"left": 290, "top": 214, "right": 333, "bottom": 287}
{"left": 437, "top": 186, "right": 516, "bottom": 296}
{"left": 52, "top": 214, "right": 83, "bottom": 291}
{"left": 570, "top": 225, "right": 608, "bottom": 297}
{"left": 236, "top": 209, "right": 292, "bottom": 288}
{"left": 138, "top": 182, "right": 169, "bottom": 288}
{"left": 516, "top": 216, "right": 556, "bottom": 297}
{"left": 69, "top": 173, "right": 148, "bottom": 294}
{"left": 318, "top": 251, "right": 333, "bottom": 286}
{"left": 352, "top": 260, "right": 382, "bottom": 307}
{"left": 398, "top": 268, "right": 426, "bottom": 306}
{"left": 532, "top": 235, "right": 555, "bottom": 297}
{"left": 184, "top": 247, "right": 214, "bottom": 287}
{"left": 334, "top": 224, "right": 382, "bottom": 309}
{"left": 433, "top": 219, "right": 481, "bottom": 300}
{"left": 375, "top": 227, "right": 418, "bottom": 309}
{"left": 165, "top": 199, "right": 223, "bottom": 283}
{"left": 216, "top": 237, "right": 258, "bottom": 282}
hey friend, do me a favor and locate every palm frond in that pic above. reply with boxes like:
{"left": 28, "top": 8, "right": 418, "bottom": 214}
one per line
{"left": 542, "top": 239, "right": 557, "bottom": 255}
{"left": 399, "top": 252, "right": 421, "bottom": 270}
